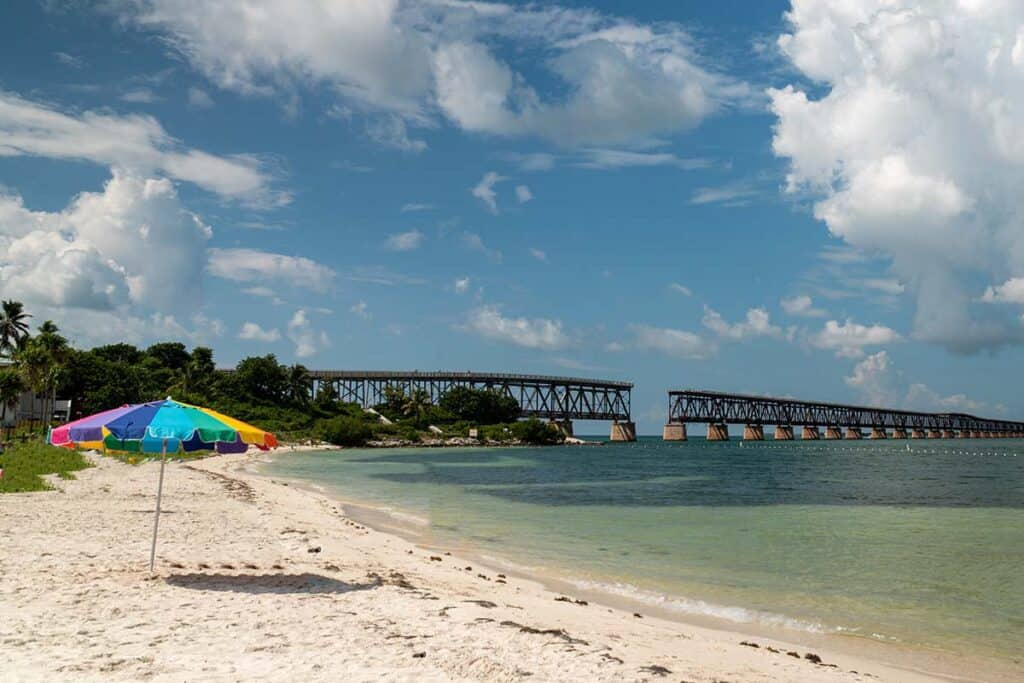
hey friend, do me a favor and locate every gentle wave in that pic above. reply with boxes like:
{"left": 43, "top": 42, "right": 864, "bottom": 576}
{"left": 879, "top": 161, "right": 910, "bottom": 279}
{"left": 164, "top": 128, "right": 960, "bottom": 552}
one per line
{"left": 571, "top": 579, "right": 830, "bottom": 634}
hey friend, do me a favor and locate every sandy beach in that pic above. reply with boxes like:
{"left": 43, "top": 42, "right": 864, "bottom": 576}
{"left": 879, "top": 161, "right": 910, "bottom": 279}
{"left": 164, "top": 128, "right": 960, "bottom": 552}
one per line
{"left": 0, "top": 450, "right": 1000, "bottom": 682}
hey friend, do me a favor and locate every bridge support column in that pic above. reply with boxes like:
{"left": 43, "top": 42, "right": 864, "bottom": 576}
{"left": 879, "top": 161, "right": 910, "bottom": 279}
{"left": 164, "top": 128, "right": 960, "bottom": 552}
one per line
{"left": 663, "top": 423, "right": 687, "bottom": 441}
{"left": 825, "top": 426, "right": 842, "bottom": 440}
{"left": 706, "top": 423, "right": 729, "bottom": 441}
{"left": 892, "top": 429, "right": 908, "bottom": 439}
{"left": 957, "top": 430, "right": 968, "bottom": 438}
{"left": 610, "top": 421, "right": 636, "bottom": 442}
{"left": 870, "top": 428, "right": 888, "bottom": 439}
{"left": 927, "top": 430, "right": 942, "bottom": 439}
{"left": 845, "top": 428, "right": 863, "bottom": 439}
{"left": 941, "top": 430, "right": 955, "bottom": 439}
{"left": 971, "top": 430, "right": 983, "bottom": 439}
{"left": 911, "top": 429, "right": 926, "bottom": 439}
{"left": 802, "top": 426, "right": 820, "bottom": 440}
{"left": 743, "top": 425, "right": 764, "bottom": 441}
{"left": 549, "top": 419, "right": 574, "bottom": 438}
{"left": 774, "top": 425, "right": 794, "bottom": 440}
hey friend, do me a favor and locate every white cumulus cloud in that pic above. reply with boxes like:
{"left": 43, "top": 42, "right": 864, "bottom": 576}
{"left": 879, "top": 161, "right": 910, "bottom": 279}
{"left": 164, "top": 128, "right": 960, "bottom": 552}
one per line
{"left": 472, "top": 171, "right": 505, "bottom": 213}
{"left": 208, "top": 248, "right": 335, "bottom": 292}
{"left": 810, "top": 319, "right": 901, "bottom": 358}
{"left": 465, "top": 305, "right": 567, "bottom": 349}
{"left": 287, "top": 309, "right": 330, "bottom": 358}
{"left": 237, "top": 322, "right": 281, "bottom": 342}
{"left": 629, "top": 324, "right": 717, "bottom": 360}
{"left": 702, "top": 306, "right": 783, "bottom": 341}
{"left": 770, "top": 0, "right": 1024, "bottom": 353}
{"left": 781, "top": 295, "right": 826, "bottom": 318}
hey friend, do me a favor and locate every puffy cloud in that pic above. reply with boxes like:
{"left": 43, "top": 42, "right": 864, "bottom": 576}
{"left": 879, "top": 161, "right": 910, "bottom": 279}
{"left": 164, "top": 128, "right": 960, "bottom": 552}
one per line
{"left": 287, "top": 309, "right": 330, "bottom": 358}
{"left": 810, "top": 319, "right": 901, "bottom": 358}
{"left": 207, "top": 248, "right": 335, "bottom": 292}
{"left": 781, "top": 294, "right": 826, "bottom": 317}
{"left": 844, "top": 351, "right": 897, "bottom": 407}
{"left": 844, "top": 350, "right": 997, "bottom": 414}
{"left": 529, "top": 248, "right": 547, "bottom": 262}
{"left": 980, "top": 277, "right": 1024, "bottom": 304}
{"left": 770, "top": 1, "right": 1024, "bottom": 353}
{"left": 385, "top": 229, "right": 425, "bottom": 251}
{"left": 471, "top": 171, "right": 505, "bottom": 213}
{"left": 109, "top": 1, "right": 746, "bottom": 148}
{"left": 702, "top": 306, "right": 783, "bottom": 341}
{"left": 515, "top": 185, "right": 533, "bottom": 204}
{"left": 0, "top": 91, "right": 282, "bottom": 204}
{"left": 629, "top": 324, "right": 716, "bottom": 360}
{"left": 464, "top": 305, "right": 567, "bottom": 349}
{"left": 454, "top": 277, "right": 470, "bottom": 294}
{"left": 0, "top": 170, "right": 209, "bottom": 312}
{"left": 237, "top": 322, "right": 281, "bottom": 342}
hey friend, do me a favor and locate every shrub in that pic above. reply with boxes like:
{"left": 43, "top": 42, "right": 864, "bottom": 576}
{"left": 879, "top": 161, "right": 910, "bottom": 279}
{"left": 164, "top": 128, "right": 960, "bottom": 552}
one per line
{"left": 512, "top": 418, "right": 565, "bottom": 445}
{"left": 315, "top": 416, "right": 373, "bottom": 447}
{"left": 0, "top": 440, "right": 92, "bottom": 493}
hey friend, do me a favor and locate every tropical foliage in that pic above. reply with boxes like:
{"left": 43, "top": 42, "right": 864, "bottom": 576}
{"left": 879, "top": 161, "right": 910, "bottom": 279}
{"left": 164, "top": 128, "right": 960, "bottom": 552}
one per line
{"left": 0, "top": 301, "right": 564, "bottom": 447}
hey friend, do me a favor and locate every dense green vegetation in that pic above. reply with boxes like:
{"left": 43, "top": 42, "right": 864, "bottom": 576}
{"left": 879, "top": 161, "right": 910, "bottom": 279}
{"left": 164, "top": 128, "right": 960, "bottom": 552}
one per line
{"left": 1, "top": 300, "right": 565, "bottom": 450}
{"left": 0, "top": 440, "right": 92, "bottom": 492}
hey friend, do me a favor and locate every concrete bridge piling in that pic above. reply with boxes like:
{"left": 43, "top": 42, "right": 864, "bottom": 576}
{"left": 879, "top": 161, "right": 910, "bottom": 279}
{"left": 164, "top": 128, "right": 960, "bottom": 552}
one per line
{"left": 707, "top": 423, "right": 729, "bottom": 441}
{"left": 892, "top": 428, "right": 908, "bottom": 439}
{"left": 663, "top": 422, "right": 687, "bottom": 441}
{"left": 802, "top": 426, "right": 820, "bottom": 440}
{"left": 825, "top": 426, "right": 843, "bottom": 440}
{"left": 743, "top": 425, "right": 764, "bottom": 441}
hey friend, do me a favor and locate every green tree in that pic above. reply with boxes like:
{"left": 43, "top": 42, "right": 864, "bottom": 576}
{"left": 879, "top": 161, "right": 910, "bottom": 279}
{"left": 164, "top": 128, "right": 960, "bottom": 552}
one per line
{"left": 231, "top": 355, "right": 289, "bottom": 403}
{"left": 439, "top": 386, "right": 521, "bottom": 424}
{"left": 0, "top": 366, "right": 26, "bottom": 431}
{"left": 0, "top": 300, "right": 31, "bottom": 358}
{"left": 145, "top": 342, "right": 191, "bottom": 371}
{"left": 313, "top": 381, "right": 340, "bottom": 410}
{"left": 316, "top": 415, "right": 373, "bottom": 447}
{"left": 287, "top": 364, "right": 311, "bottom": 404}
{"left": 402, "top": 388, "right": 432, "bottom": 424}
{"left": 380, "top": 385, "right": 407, "bottom": 414}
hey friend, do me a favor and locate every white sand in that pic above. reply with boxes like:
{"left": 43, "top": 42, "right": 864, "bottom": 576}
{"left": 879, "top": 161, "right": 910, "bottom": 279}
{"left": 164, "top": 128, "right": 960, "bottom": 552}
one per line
{"left": 0, "top": 451, "right": 1003, "bottom": 682}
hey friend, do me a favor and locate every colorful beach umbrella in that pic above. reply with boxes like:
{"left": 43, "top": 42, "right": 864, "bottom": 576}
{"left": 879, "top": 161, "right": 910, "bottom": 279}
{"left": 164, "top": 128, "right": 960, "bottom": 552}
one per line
{"left": 49, "top": 398, "right": 278, "bottom": 571}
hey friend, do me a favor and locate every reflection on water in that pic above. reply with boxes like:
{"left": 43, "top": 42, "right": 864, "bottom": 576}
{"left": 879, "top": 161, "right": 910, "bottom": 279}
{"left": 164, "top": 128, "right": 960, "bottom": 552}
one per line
{"left": 263, "top": 437, "right": 1024, "bottom": 661}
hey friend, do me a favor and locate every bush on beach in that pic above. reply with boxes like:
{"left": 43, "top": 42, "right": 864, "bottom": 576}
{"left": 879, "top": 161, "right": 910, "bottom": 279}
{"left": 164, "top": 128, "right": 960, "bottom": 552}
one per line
{"left": 0, "top": 441, "right": 91, "bottom": 493}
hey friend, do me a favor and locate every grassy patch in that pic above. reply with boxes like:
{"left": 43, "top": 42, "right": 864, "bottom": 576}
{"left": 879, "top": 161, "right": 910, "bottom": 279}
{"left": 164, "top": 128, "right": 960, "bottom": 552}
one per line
{"left": 0, "top": 440, "right": 92, "bottom": 493}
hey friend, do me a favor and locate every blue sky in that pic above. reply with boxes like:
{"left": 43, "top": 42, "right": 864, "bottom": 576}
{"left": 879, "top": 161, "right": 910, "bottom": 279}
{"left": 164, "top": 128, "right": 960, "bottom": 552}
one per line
{"left": 3, "top": 0, "right": 1024, "bottom": 432}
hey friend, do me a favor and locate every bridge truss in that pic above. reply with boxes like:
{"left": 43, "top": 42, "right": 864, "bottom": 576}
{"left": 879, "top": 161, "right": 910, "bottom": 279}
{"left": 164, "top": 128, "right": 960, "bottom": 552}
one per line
{"left": 667, "top": 389, "right": 1024, "bottom": 434}
{"left": 309, "top": 371, "right": 632, "bottom": 422}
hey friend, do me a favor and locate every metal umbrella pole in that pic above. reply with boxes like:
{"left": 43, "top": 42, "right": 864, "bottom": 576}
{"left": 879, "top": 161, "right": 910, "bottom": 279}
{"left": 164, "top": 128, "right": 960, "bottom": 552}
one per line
{"left": 149, "top": 438, "right": 168, "bottom": 573}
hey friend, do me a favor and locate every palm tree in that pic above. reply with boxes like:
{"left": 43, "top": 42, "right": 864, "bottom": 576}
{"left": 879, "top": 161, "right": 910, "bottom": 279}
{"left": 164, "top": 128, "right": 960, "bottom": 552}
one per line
{"left": 287, "top": 364, "right": 311, "bottom": 404}
{"left": 33, "top": 321, "right": 70, "bottom": 426}
{"left": 402, "top": 389, "right": 432, "bottom": 423}
{"left": 0, "top": 300, "right": 31, "bottom": 358}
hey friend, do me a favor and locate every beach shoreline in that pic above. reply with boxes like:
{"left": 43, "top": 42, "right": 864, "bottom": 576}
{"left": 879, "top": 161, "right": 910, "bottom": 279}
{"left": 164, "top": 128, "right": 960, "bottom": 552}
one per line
{"left": 0, "top": 448, "right": 1015, "bottom": 682}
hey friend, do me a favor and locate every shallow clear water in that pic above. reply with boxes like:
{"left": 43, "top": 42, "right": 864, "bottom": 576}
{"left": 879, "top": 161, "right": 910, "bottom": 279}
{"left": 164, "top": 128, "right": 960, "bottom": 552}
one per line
{"left": 262, "top": 437, "right": 1024, "bottom": 661}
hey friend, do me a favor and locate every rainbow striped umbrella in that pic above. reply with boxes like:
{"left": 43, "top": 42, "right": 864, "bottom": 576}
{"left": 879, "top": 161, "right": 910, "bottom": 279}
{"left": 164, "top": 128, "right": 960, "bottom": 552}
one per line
{"left": 49, "top": 397, "right": 278, "bottom": 453}
{"left": 49, "top": 398, "right": 278, "bottom": 572}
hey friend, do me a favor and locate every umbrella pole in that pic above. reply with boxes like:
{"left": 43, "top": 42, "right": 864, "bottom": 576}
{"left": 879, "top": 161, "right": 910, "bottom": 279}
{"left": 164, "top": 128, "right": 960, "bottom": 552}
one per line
{"left": 149, "top": 439, "right": 168, "bottom": 573}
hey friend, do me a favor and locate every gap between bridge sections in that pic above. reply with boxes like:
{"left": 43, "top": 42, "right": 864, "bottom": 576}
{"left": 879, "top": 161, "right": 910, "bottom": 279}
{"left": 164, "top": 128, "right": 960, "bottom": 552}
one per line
{"left": 662, "top": 389, "right": 1024, "bottom": 442}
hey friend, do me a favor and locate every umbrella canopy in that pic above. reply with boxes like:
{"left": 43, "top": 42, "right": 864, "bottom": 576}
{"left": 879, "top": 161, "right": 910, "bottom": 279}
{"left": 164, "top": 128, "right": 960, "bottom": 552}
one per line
{"left": 49, "top": 398, "right": 278, "bottom": 454}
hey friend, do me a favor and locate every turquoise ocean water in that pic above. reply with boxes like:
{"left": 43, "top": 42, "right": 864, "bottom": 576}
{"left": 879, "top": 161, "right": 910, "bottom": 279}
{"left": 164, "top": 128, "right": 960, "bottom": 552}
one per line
{"left": 261, "top": 437, "right": 1024, "bottom": 665}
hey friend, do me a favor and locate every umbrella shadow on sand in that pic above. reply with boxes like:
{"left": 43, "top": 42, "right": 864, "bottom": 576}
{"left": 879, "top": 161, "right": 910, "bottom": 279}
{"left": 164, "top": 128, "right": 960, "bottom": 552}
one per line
{"left": 164, "top": 572, "right": 379, "bottom": 595}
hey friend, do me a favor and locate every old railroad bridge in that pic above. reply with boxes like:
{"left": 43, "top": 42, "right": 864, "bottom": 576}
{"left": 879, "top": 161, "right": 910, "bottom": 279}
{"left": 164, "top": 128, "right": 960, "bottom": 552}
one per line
{"left": 663, "top": 389, "right": 1024, "bottom": 441}
{"left": 257, "top": 369, "right": 1021, "bottom": 442}
{"left": 306, "top": 370, "right": 636, "bottom": 441}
